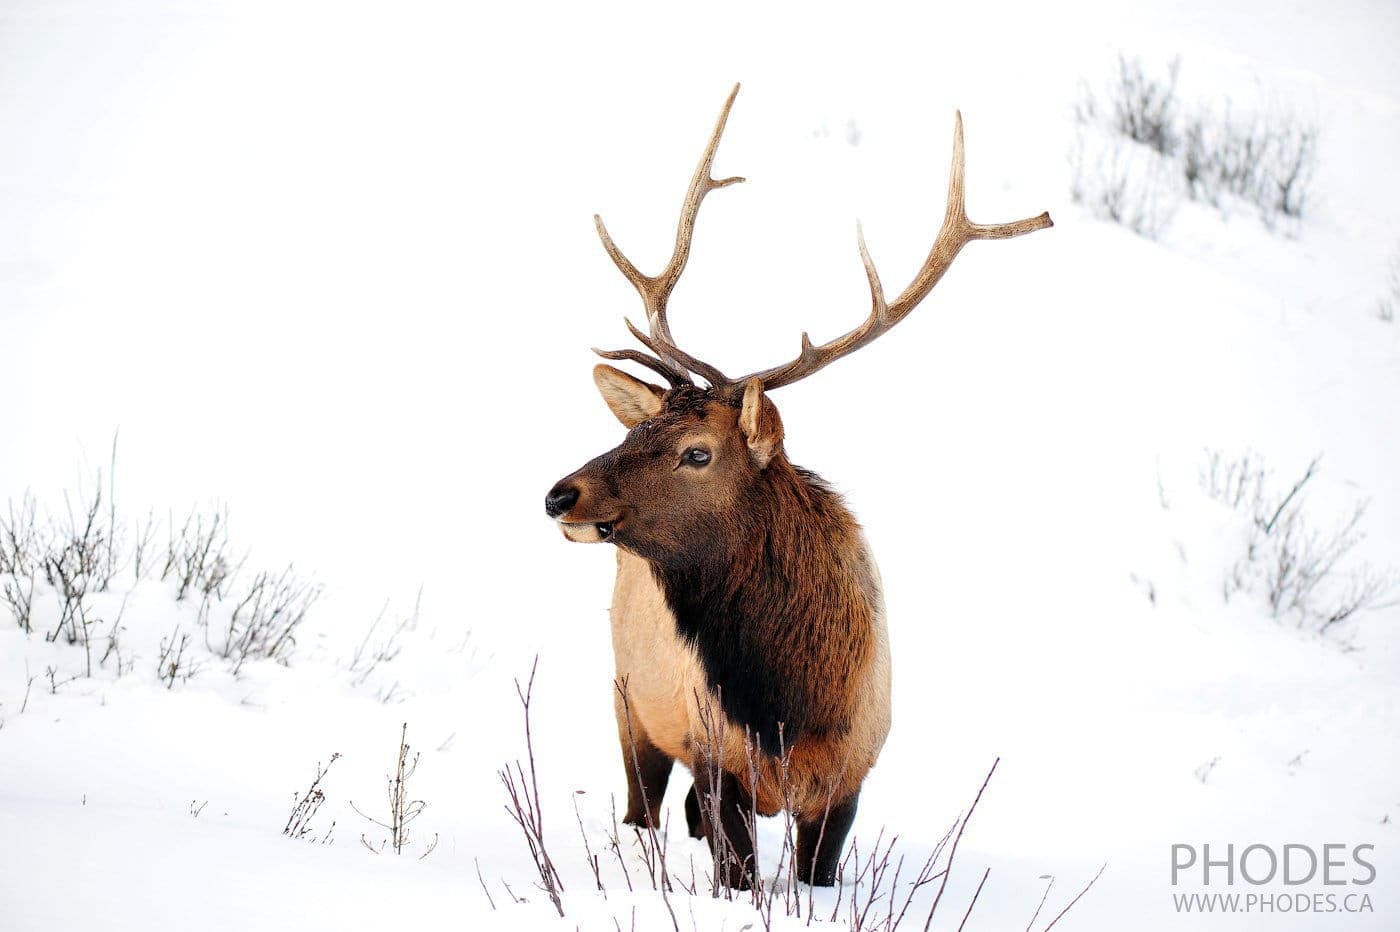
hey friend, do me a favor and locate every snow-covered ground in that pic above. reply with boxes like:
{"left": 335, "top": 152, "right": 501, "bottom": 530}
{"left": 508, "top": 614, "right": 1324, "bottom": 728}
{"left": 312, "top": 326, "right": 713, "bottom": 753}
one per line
{"left": 2, "top": 1, "right": 1398, "bottom": 929}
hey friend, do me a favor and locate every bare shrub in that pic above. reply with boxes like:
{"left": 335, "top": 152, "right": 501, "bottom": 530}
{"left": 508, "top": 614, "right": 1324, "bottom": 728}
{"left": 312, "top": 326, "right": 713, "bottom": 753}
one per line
{"left": 1182, "top": 103, "right": 1318, "bottom": 227}
{"left": 45, "top": 664, "right": 79, "bottom": 695}
{"left": 40, "top": 479, "right": 122, "bottom": 665}
{"left": 161, "top": 507, "right": 237, "bottom": 602}
{"left": 19, "top": 662, "right": 40, "bottom": 714}
{"left": 1, "top": 494, "right": 41, "bottom": 633}
{"left": 559, "top": 673, "right": 1104, "bottom": 930}
{"left": 1201, "top": 450, "right": 1398, "bottom": 632}
{"left": 348, "top": 588, "right": 421, "bottom": 690}
{"left": 1075, "top": 55, "right": 1319, "bottom": 233}
{"left": 285, "top": 752, "right": 341, "bottom": 843}
{"left": 5, "top": 452, "right": 322, "bottom": 682}
{"left": 1070, "top": 129, "right": 1180, "bottom": 238}
{"left": 1378, "top": 244, "right": 1400, "bottom": 323}
{"left": 97, "top": 593, "right": 133, "bottom": 675}
{"left": 499, "top": 659, "right": 566, "bottom": 917}
{"left": 613, "top": 678, "right": 681, "bottom": 932}
{"left": 2, "top": 574, "right": 36, "bottom": 634}
{"left": 131, "top": 509, "right": 158, "bottom": 582}
{"left": 47, "top": 487, "right": 115, "bottom": 595}
{"left": 215, "top": 566, "right": 321, "bottom": 674}
{"left": 1076, "top": 54, "right": 1181, "bottom": 156}
{"left": 1, "top": 493, "right": 43, "bottom": 578}
{"left": 352, "top": 723, "right": 433, "bottom": 857}
{"left": 156, "top": 623, "right": 203, "bottom": 688}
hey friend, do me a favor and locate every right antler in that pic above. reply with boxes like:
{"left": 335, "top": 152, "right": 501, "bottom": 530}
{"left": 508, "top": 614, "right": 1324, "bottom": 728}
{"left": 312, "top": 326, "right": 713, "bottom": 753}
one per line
{"left": 593, "top": 87, "right": 1053, "bottom": 397}
{"left": 732, "top": 112, "right": 1052, "bottom": 392}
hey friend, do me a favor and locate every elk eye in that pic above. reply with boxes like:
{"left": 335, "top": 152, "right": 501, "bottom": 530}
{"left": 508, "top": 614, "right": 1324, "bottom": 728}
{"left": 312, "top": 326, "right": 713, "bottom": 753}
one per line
{"left": 683, "top": 447, "right": 711, "bottom": 466}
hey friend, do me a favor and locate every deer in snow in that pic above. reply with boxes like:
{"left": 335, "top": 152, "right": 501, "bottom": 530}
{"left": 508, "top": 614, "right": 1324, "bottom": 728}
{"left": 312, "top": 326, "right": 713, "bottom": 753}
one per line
{"left": 545, "top": 84, "right": 1051, "bottom": 888}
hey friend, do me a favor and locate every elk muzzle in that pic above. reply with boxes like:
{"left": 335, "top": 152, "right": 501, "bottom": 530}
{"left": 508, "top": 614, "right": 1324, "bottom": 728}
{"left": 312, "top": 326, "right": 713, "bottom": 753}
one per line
{"left": 545, "top": 474, "right": 622, "bottom": 543}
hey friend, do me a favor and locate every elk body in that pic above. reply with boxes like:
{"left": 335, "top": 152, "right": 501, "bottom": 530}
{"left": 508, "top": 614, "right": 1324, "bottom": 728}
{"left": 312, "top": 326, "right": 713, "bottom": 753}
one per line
{"left": 546, "top": 85, "right": 1051, "bottom": 888}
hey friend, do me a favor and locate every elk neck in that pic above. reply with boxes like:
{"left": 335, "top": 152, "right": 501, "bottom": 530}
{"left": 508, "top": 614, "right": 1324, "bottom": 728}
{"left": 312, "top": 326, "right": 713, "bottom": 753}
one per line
{"left": 640, "top": 455, "right": 875, "bottom": 758}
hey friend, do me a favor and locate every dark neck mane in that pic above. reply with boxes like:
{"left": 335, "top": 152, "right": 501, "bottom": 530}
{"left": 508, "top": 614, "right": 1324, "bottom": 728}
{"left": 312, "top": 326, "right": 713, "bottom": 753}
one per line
{"left": 647, "top": 458, "right": 874, "bottom": 757}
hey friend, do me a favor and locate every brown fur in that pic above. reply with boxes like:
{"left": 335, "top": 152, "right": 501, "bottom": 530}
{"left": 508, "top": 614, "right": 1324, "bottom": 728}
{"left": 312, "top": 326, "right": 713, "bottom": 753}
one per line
{"left": 550, "top": 371, "right": 892, "bottom": 880}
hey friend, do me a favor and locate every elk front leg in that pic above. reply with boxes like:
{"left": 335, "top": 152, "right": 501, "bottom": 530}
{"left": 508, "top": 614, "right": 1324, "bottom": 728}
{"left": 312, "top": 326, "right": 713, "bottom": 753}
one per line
{"left": 614, "top": 695, "right": 674, "bottom": 828}
{"left": 692, "top": 758, "right": 757, "bottom": 890}
{"left": 796, "top": 789, "right": 860, "bottom": 887}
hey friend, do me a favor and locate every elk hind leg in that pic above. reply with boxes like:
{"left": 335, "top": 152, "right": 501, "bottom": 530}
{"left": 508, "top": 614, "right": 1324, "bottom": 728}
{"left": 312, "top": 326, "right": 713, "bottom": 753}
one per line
{"left": 796, "top": 790, "right": 860, "bottom": 887}
{"left": 693, "top": 761, "right": 757, "bottom": 890}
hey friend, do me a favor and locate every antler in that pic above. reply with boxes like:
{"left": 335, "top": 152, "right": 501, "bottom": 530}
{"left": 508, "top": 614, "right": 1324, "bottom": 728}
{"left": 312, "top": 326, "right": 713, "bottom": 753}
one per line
{"left": 592, "top": 84, "right": 745, "bottom": 388}
{"left": 593, "top": 88, "right": 1053, "bottom": 396}
{"left": 734, "top": 111, "right": 1052, "bottom": 392}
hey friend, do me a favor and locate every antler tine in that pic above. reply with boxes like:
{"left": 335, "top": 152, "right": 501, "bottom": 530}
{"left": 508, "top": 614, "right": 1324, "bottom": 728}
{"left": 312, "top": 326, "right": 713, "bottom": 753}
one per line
{"left": 590, "top": 318, "right": 733, "bottom": 389}
{"left": 592, "top": 346, "right": 691, "bottom": 388}
{"left": 736, "top": 111, "right": 1053, "bottom": 393}
{"left": 594, "top": 84, "right": 744, "bottom": 383}
{"left": 620, "top": 318, "right": 731, "bottom": 388}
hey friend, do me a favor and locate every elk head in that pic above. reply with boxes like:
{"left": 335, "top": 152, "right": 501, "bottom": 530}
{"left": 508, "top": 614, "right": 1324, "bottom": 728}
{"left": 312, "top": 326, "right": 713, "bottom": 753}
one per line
{"left": 546, "top": 84, "right": 1051, "bottom": 559}
{"left": 546, "top": 372, "right": 785, "bottom": 560}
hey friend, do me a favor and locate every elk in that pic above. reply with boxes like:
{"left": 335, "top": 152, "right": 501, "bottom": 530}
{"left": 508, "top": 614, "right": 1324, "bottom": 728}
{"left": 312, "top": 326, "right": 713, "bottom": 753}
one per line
{"left": 546, "top": 84, "right": 1051, "bottom": 889}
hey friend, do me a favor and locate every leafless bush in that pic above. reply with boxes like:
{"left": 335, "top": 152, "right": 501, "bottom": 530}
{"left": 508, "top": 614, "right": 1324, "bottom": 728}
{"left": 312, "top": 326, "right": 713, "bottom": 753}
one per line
{"left": 45, "top": 663, "right": 79, "bottom": 695}
{"left": 19, "top": 662, "right": 39, "bottom": 714}
{"left": 285, "top": 751, "right": 341, "bottom": 843}
{"left": 131, "top": 509, "right": 158, "bottom": 582}
{"left": 571, "top": 793, "right": 606, "bottom": 896}
{"left": 499, "top": 659, "right": 566, "bottom": 916}
{"left": 1076, "top": 54, "right": 1181, "bottom": 156}
{"left": 1, "top": 493, "right": 43, "bottom": 578}
{"left": 773, "top": 758, "right": 1102, "bottom": 932}
{"left": 2, "top": 574, "right": 36, "bottom": 634}
{"left": 37, "top": 477, "right": 122, "bottom": 667}
{"left": 557, "top": 675, "right": 1104, "bottom": 930}
{"left": 348, "top": 588, "right": 421, "bottom": 689}
{"left": 352, "top": 723, "right": 432, "bottom": 857}
{"left": 1070, "top": 129, "right": 1180, "bottom": 238}
{"left": 156, "top": 623, "right": 203, "bottom": 688}
{"left": 1182, "top": 103, "right": 1318, "bottom": 226}
{"left": 614, "top": 678, "right": 680, "bottom": 931}
{"left": 97, "top": 593, "right": 133, "bottom": 676}
{"left": 5, "top": 450, "right": 325, "bottom": 683}
{"left": 46, "top": 488, "right": 114, "bottom": 595}
{"left": 1075, "top": 55, "right": 1319, "bottom": 233}
{"left": 1202, "top": 450, "right": 1398, "bottom": 632}
{"left": 161, "top": 507, "right": 238, "bottom": 602}
{"left": 215, "top": 566, "right": 321, "bottom": 674}
{"left": 44, "top": 528, "right": 95, "bottom": 654}
{"left": 1378, "top": 244, "right": 1400, "bottom": 323}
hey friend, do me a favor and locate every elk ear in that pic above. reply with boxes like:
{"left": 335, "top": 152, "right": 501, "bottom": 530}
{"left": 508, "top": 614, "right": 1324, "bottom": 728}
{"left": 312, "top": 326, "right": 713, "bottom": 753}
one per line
{"left": 739, "top": 379, "right": 784, "bottom": 469}
{"left": 593, "top": 364, "right": 665, "bottom": 427}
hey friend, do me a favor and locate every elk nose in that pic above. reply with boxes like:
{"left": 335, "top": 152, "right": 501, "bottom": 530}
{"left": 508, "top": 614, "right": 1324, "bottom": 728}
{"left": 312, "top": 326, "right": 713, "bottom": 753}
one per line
{"left": 544, "top": 484, "right": 580, "bottom": 519}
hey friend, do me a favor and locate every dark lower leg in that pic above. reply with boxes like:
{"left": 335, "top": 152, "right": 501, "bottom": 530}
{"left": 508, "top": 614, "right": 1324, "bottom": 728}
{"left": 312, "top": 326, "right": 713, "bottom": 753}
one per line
{"left": 683, "top": 782, "right": 704, "bottom": 838}
{"left": 619, "top": 731, "right": 674, "bottom": 828}
{"left": 692, "top": 760, "right": 757, "bottom": 890}
{"left": 796, "top": 790, "right": 860, "bottom": 887}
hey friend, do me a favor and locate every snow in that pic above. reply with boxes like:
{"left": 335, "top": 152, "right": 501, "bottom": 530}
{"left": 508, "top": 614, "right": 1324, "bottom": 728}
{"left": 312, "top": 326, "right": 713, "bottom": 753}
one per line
{"left": 2, "top": 0, "right": 1399, "bottom": 929}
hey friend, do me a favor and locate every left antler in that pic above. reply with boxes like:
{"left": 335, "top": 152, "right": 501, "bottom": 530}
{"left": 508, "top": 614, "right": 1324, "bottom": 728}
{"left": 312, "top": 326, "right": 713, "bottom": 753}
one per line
{"left": 592, "top": 84, "right": 745, "bottom": 388}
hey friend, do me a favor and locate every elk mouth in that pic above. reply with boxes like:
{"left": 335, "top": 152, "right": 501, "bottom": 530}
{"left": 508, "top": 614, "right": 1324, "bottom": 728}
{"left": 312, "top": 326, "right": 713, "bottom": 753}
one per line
{"left": 558, "top": 517, "right": 622, "bottom": 544}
